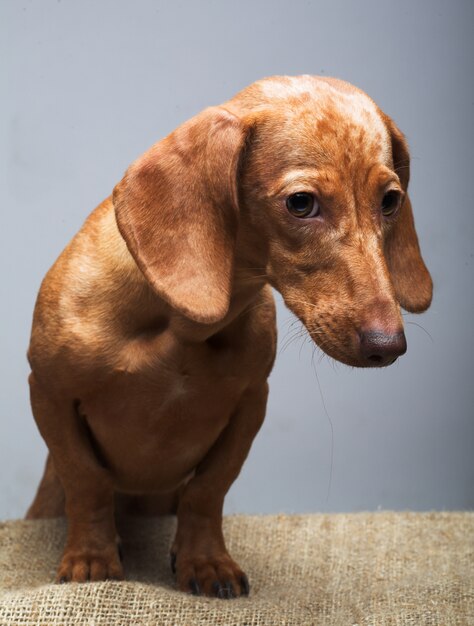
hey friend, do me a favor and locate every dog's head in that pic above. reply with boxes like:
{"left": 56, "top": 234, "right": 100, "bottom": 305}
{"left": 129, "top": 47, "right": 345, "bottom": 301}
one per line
{"left": 114, "top": 75, "right": 432, "bottom": 367}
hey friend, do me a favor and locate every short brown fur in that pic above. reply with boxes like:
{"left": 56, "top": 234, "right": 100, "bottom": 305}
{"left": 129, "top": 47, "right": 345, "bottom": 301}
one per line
{"left": 27, "top": 75, "right": 432, "bottom": 598}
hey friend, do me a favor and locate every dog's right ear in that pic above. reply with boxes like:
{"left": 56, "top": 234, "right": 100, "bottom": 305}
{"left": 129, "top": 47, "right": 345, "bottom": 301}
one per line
{"left": 113, "top": 107, "right": 249, "bottom": 324}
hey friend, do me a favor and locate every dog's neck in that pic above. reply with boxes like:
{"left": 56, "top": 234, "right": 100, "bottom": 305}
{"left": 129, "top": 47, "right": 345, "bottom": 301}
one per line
{"left": 167, "top": 223, "right": 271, "bottom": 342}
{"left": 103, "top": 199, "right": 270, "bottom": 345}
{"left": 169, "top": 266, "right": 269, "bottom": 343}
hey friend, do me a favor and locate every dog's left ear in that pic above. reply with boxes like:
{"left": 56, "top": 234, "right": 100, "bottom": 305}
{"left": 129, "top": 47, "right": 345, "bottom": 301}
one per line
{"left": 383, "top": 116, "right": 433, "bottom": 313}
{"left": 113, "top": 107, "right": 249, "bottom": 324}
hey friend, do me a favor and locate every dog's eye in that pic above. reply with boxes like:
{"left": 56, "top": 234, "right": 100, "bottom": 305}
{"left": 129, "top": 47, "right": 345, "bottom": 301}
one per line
{"left": 381, "top": 190, "right": 401, "bottom": 217}
{"left": 286, "top": 193, "right": 320, "bottom": 218}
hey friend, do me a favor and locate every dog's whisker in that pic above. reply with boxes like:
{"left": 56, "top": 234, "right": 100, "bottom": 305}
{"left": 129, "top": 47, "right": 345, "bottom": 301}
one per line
{"left": 309, "top": 357, "right": 335, "bottom": 505}
{"left": 404, "top": 320, "right": 434, "bottom": 343}
{"left": 394, "top": 164, "right": 410, "bottom": 171}
{"left": 234, "top": 300, "right": 275, "bottom": 321}
{"left": 279, "top": 332, "right": 305, "bottom": 355}
{"left": 284, "top": 297, "right": 319, "bottom": 311}
{"left": 279, "top": 325, "right": 309, "bottom": 354}
{"left": 237, "top": 274, "right": 272, "bottom": 282}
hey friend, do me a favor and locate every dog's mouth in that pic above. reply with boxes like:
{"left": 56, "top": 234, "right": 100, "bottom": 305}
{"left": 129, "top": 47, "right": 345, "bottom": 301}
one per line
{"left": 282, "top": 295, "right": 407, "bottom": 369}
{"left": 288, "top": 308, "right": 405, "bottom": 368}
{"left": 307, "top": 326, "right": 407, "bottom": 369}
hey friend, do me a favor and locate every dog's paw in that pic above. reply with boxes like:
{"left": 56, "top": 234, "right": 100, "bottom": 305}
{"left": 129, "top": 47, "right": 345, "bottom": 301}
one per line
{"left": 172, "top": 551, "right": 249, "bottom": 598}
{"left": 56, "top": 545, "right": 124, "bottom": 583}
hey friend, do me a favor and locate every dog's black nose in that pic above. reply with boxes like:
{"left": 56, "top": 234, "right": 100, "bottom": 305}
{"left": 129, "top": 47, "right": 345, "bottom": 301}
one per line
{"left": 358, "top": 330, "right": 407, "bottom": 367}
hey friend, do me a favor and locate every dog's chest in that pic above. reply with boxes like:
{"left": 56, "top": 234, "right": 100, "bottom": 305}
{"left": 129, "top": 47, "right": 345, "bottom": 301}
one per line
{"left": 79, "top": 338, "right": 259, "bottom": 493}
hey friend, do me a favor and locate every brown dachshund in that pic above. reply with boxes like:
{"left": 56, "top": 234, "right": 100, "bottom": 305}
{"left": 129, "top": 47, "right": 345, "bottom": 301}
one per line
{"left": 26, "top": 75, "right": 432, "bottom": 598}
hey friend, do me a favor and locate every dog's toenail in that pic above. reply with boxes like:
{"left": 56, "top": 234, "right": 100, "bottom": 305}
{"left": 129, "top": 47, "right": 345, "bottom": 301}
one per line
{"left": 212, "top": 580, "right": 225, "bottom": 598}
{"left": 170, "top": 553, "right": 176, "bottom": 574}
{"left": 224, "top": 581, "right": 235, "bottom": 598}
{"left": 189, "top": 578, "right": 201, "bottom": 595}
{"left": 240, "top": 574, "right": 250, "bottom": 596}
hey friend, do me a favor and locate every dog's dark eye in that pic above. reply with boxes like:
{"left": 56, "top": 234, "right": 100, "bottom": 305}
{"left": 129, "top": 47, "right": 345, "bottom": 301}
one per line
{"left": 286, "top": 193, "right": 319, "bottom": 218}
{"left": 381, "top": 190, "right": 401, "bottom": 217}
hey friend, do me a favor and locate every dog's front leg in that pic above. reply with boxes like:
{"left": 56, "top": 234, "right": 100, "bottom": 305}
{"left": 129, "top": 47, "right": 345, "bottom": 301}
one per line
{"left": 171, "top": 382, "right": 268, "bottom": 598}
{"left": 29, "top": 374, "right": 123, "bottom": 582}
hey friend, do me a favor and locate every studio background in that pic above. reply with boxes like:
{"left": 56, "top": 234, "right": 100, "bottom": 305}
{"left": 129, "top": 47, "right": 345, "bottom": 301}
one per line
{"left": 1, "top": 0, "right": 472, "bottom": 519}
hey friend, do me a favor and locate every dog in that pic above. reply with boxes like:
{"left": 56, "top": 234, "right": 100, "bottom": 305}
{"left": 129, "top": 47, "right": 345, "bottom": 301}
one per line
{"left": 26, "top": 75, "right": 432, "bottom": 598}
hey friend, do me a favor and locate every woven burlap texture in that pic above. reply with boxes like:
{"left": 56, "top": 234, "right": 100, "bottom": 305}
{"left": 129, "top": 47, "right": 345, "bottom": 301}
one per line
{"left": 0, "top": 512, "right": 472, "bottom": 626}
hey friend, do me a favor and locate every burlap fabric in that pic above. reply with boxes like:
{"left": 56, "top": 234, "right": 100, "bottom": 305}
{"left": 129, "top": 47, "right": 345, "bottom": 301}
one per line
{"left": 0, "top": 512, "right": 472, "bottom": 625}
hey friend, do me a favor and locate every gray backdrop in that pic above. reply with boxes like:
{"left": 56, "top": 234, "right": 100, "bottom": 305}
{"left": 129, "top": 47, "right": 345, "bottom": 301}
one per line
{"left": 1, "top": 0, "right": 473, "bottom": 519}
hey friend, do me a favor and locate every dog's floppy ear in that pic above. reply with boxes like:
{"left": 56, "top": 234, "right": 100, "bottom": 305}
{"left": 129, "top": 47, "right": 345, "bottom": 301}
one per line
{"left": 383, "top": 116, "right": 433, "bottom": 313}
{"left": 113, "top": 107, "right": 248, "bottom": 324}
